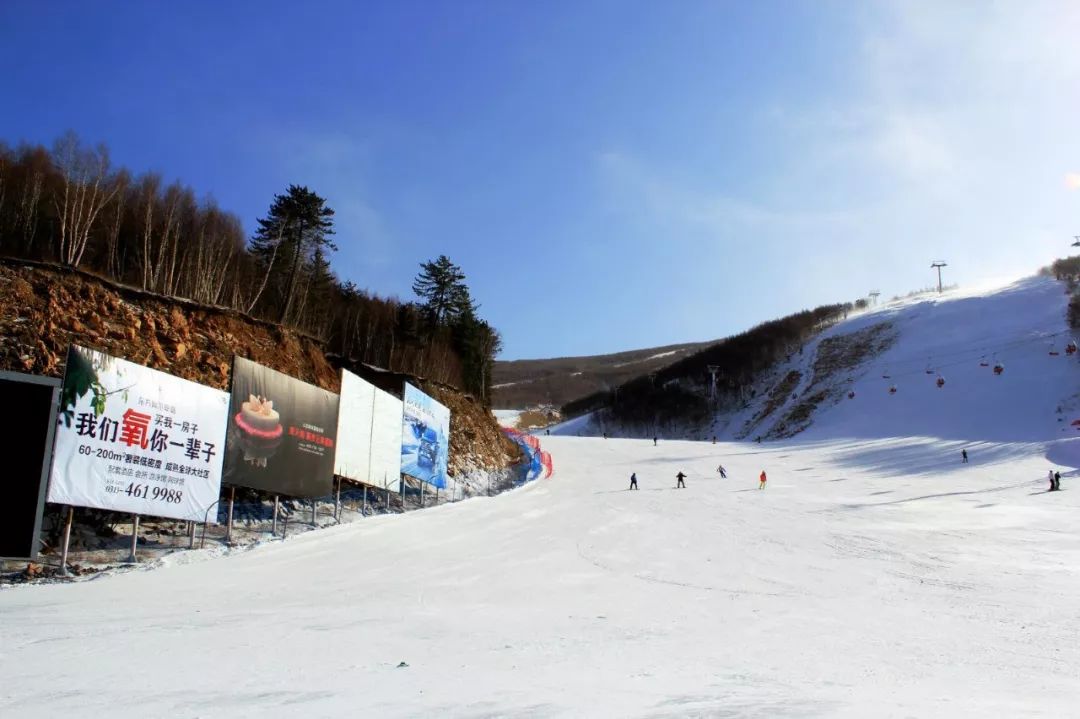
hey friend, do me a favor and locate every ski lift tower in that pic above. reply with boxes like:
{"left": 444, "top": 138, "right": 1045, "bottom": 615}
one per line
{"left": 707, "top": 365, "right": 720, "bottom": 403}
{"left": 931, "top": 261, "right": 947, "bottom": 293}
{"left": 1071, "top": 235, "right": 1080, "bottom": 247}
{"left": 869, "top": 290, "right": 880, "bottom": 307}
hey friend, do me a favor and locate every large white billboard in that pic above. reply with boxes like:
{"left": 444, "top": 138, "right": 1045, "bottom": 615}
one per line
{"left": 335, "top": 369, "right": 402, "bottom": 493}
{"left": 48, "top": 345, "right": 229, "bottom": 522}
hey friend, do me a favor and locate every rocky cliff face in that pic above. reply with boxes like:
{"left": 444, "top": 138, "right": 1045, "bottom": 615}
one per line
{"left": 0, "top": 260, "right": 518, "bottom": 476}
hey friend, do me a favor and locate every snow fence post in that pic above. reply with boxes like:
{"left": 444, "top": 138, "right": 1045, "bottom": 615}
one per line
{"left": 128, "top": 514, "right": 139, "bottom": 563}
{"left": 59, "top": 506, "right": 73, "bottom": 577}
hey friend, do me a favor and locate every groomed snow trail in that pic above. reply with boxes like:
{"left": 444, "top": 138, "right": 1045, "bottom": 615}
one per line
{"left": 3, "top": 434, "right": 1080, "bottom": 717}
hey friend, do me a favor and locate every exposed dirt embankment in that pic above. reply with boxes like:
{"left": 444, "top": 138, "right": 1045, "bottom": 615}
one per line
{"left": 768, "top": 321, "right": 898, "bottom": 438}
{"left": 0, "top": 260, "right": 517, "bottom": 475}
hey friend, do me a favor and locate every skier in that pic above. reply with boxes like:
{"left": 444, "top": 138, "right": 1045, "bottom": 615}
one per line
{"left": 1053, "top": 471, "right": 1062, "bottom": 492}
{"left": 653, "top": 436, "right": 658, "bottom": 446}
{"left": 712, "top": 435, "right": 717, "bottom": 444}
{"left": 603, "top": 431, "right": 608, "bottom": 440}
{"left": 676, "top": 471, "right": 686, "bottom": 488}
{"left": 1049, "top": 469, "right": 1056, "bottom": 491}
{"left": 630, "top": 472, "right": 638, "bottom": 490}
{"left": 961, "top": 449, "right": 968, "bottom": 464}
{"left": 717, "top": 464, "right": 727, "bottom": 479}
{"left": 759, "top": 470, "right": 767, "bottom": 490}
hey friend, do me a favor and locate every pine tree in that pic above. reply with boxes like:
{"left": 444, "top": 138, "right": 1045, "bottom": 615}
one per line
{"left": 249, "top": 184, "right": 336, "bottom": 324}
{"left": 412, "top": 255, "right": 472, "bottom": 328}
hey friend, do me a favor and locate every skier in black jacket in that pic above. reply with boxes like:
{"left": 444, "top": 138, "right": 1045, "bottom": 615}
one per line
{"left": 676, "top": 471, "right": 686, "bottom": 488}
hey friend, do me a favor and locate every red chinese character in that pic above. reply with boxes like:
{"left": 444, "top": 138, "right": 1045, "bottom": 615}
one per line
{"left": 120, "top": 408, "right": 152, "bottom": 449}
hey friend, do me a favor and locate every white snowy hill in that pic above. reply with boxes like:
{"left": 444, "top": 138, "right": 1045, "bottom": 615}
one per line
{"left": 3, "top": 273, "right": 1080, "bottom": 717}
{"left": 555, "top": 274, "right": 1080, "bottom": 448}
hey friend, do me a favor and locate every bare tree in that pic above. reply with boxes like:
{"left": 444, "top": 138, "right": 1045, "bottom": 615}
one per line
{"left": 51, "top": 131, "right": 120, "bottom": 267}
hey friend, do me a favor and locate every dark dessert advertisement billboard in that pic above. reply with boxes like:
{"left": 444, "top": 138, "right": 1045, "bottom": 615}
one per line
{"left": 223, "top": 357, "right": 340, "bottom": 498}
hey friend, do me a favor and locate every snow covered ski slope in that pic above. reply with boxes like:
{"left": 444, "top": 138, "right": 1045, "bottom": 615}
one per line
{"left": 4, "top": 274, "right": 1080, "bottom": 717}
{"left": 3, "top": 433, "right": 1080, "bottom": 717}
{"left": 789, "top": 275, "right": 1080, "bottom": 443}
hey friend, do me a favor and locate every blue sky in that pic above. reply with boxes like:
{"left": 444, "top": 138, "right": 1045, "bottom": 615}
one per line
{"left": 3, "top": 1, "right": 1080, "bottom": 359}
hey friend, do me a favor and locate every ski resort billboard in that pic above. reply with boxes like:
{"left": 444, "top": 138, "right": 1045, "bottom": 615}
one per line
{"left": 335, "top": 369, "right": 402, "bottom": 493}
{"left": 400, "top": 383, "right": 449, "bottom": 489}
{"left": 47, "top": 346, "right": 229, "bottom": 523}
{"left": 224, "top": 357, "right": 339, "bottom": 498}
{"left": 0, "top": 372, "right": 59, "bottom": 559}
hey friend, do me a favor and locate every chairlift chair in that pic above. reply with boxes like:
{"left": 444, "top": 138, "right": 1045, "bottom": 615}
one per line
{"left": 888, "top": 385, "right": 898, "bottom": 395}
{"left": 993, "top": 363, "right": 1004, "bottom": 376}
{"left": 936, "top": 376, "right": 946, "bottom": 388}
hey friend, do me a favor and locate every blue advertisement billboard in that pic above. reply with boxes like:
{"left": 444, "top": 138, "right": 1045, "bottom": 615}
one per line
{"left": 401, "top": 383, "right": 450, "bottom": 488}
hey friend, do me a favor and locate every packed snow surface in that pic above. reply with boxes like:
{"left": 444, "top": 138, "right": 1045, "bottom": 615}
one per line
{"left": 3, "top": 434, "right": 1080, "bottom": 717}
{"left": 4, "top": 274, "right": 1080, "bottom": 716}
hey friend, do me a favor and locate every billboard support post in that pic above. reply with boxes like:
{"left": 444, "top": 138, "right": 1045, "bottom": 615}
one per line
{"left": 334, "top": 478, "right": 341, "bottom": 521}
{"left": 362, "top": 485, "right": 368, "bottom": 516}
{"left": 128, "top": 514, "right": 139, "bottom": 563}
{"left": 59, "top": 506, "right": 73, "bottom": 577}
{"left": 272, "top": 495, "right": 280, "bottom": 535}
{"left": 226, "top": 487, "right": 235, "bottom": 543}
{"left": 188, "top": 521, "right": 195, "bottom": 549}
{"left": 311, "top": 499, "right": 316, "bottom": 527}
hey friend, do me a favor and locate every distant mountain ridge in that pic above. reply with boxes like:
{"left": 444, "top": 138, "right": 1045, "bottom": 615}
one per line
{"left": 492, "top": 341, "right": 715, "bottom": 408}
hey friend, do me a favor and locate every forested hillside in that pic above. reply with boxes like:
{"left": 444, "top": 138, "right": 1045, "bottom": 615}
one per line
{"left": 0, "top": 133, "right": 499, "bottom": 400}
{"left": 492, "top": 341, "right": 713, "bottom": 408}
{"left": 563, "top": 301, "right": 864, "bottom": 429}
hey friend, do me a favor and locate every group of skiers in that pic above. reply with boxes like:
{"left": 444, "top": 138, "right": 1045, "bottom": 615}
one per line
{"left": 629, "top": 465, "right": 767, "bottom": 490}
{"left": 964, "top": 448, "right": 1064, "bottom": 491}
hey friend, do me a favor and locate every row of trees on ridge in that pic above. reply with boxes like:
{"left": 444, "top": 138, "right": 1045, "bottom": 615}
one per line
{"left": 0, "top": 132, "right": 500, "bottom": 400}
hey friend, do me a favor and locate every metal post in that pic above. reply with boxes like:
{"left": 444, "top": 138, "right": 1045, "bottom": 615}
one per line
{"left": 362, "top": 485, "right": 368, "bottom": 516}
{"left": 435, "top": 488, "right": 439, "bottom": 505}
{"left": 931, "top": 261, "right": 947, "bottom": 293}
{"left": 282, "top": 514, "right": 289, "bottom": 539}
{"left": 59, "top": 506, "right": 73, "bottom": 577}
{"left": 128, "top": 514, "right": 139, "bottom": 563}
{"left": 226, "top": 486, "right": 235, "bottom": 543}
{"left": 272, "top": 495, "right": 280, "bottom": 535}
{"left": 386, "top": 485, "right": 391, "bottom": 511}
{"left": 420, "top": 483, "right": 425, "bottom": 508}
{"left": 335, "top": 478, "right": 342, "bottom": 521}
{"left": 188, "top": 520, "right": 196, "bottom": 550}
{"left": 311, "top": 498, "right": 317, "bottom": 527}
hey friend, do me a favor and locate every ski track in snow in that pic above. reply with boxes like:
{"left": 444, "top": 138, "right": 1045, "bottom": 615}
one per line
{"left": 3, "top": 275, "right": 1080, "bottom": 717}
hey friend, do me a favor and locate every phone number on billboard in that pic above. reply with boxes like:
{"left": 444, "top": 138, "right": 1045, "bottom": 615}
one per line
{"left": 103, "top": 482, "right": 184, "bottom": 504}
